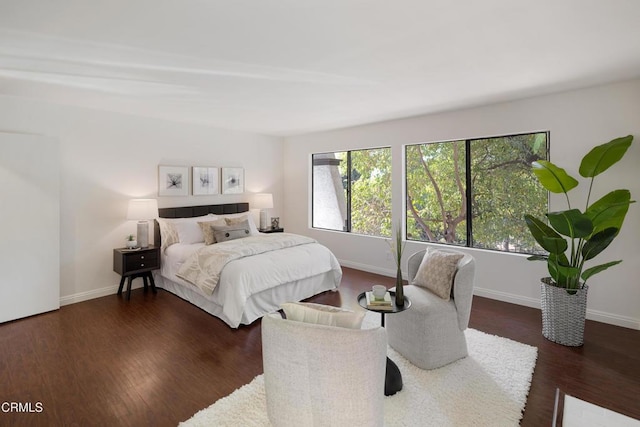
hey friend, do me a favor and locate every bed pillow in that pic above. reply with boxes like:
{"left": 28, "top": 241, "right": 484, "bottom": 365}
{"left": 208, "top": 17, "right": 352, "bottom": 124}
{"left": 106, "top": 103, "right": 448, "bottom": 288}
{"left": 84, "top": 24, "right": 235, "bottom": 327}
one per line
{"left": 211, "top": 221, "right": 252, "bottom": 243}
{"left": 222, "top": 213, "right": 260, "bottom": 235}
{"left": 198, "top": 218, "right": 227, "bottom": 245}
{"left": 412, "top": 248, "right": 463, "bottom": 301}
{"left": 157, "top": 214, "right": 213, "bottom": 250}
{"left": 156, "top": 218, "right": 180, "bottom": 251}
{"left": 173, "top": 221, "right": 207, "bottom": 244}
{"left": 280, "top": 302, "right": 365, "bottom": 329}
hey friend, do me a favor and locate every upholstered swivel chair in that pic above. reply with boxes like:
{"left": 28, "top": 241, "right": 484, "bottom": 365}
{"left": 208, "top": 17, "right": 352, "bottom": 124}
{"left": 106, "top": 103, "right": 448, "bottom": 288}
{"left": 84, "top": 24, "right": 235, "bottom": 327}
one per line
{"left": 262, "top": 304, "right": 388, "bottom": 427}
{"left": 386, "top": 248, "right": 475, "bottom": 370}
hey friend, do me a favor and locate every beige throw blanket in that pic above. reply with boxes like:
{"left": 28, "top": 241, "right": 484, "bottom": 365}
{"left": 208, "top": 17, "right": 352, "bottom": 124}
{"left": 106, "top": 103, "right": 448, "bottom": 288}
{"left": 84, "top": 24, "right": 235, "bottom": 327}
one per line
{"left": 176, "top": 233, "right": 316, "bottom": 295}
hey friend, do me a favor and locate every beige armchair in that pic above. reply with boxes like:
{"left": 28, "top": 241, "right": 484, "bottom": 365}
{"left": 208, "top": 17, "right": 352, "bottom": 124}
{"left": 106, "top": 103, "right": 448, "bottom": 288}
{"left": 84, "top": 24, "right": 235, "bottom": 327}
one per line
{"left": 262, "top": 308, "right": 387, "bottom": 427}
{"left": 386, "top": 248, "right": 475, "bottom": 370}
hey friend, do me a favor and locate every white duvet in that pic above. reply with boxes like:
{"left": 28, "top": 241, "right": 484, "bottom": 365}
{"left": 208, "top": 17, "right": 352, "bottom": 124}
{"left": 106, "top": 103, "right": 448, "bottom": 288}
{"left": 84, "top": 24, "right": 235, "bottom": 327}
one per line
{"left": 162, "top": 234, "right": 342, "bottom": 327}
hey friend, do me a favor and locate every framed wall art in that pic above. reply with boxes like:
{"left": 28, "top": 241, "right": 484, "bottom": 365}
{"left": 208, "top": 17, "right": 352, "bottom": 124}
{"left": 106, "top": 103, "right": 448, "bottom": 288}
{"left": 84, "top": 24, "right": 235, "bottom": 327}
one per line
{"left": 192, "top": 167, "right": 219, "bottom": 195}
{"left": 222, "top": 167, "right": 244, "bottom": 194}
{"left": 158, "top": 166, "right": 189, "bottom": 196}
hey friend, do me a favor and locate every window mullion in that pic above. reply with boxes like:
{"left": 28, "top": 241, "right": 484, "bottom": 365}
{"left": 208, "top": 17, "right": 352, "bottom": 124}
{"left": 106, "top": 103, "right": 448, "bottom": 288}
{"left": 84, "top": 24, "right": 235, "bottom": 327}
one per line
{"left": 465, "top": 139, "right": 472, "bottom": 247}
{"left": 346, "top": 151, "right": 352, "bottom": 232}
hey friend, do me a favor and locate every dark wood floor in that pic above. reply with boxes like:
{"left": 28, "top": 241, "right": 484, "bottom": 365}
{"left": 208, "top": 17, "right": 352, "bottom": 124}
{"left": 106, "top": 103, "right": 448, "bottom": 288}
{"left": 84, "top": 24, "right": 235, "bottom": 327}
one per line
{"left": 1, "top": 267, "right": 639, "bottom": 426}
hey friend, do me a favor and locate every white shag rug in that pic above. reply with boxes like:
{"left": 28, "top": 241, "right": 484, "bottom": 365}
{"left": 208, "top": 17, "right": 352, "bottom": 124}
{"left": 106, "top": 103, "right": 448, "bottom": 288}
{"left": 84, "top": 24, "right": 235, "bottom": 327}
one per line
{"left": 181, "top": 313, "right": 538, "bottom": 427}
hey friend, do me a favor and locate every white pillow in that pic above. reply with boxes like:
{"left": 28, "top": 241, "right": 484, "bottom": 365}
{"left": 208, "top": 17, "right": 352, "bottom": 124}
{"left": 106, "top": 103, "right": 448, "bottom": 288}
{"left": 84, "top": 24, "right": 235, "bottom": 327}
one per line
{"left": 157, "top": 214, "right": 213, "bottom": 248}
{"left": 412, "top": 248, "right": 463, "bottom": 301}
{"left": 280, "top": 302, "right": 365, "bottom": 329}
{"left": 173, "top": 221, "right": 206, "bottom": 244}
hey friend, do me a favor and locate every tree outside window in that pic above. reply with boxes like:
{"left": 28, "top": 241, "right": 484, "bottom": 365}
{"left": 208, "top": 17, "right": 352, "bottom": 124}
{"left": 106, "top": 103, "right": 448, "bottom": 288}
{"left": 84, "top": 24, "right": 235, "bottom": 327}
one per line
{"left": 405, "top": 132, "right": 548, "bottom": 254}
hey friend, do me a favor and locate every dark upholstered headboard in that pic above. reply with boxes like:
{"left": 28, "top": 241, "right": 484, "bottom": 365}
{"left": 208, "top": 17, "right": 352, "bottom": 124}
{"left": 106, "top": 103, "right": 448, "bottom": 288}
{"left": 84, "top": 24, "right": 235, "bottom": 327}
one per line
{"left": 153, "top": 202, "right": 249, "bottom": 247}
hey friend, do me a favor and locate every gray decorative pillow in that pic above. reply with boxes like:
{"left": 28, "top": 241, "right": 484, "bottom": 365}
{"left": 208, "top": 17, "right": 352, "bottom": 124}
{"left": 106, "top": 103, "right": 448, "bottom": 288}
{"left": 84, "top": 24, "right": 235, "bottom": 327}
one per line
{"left": 412, "top": 249, "right": 463, "bottom": 300}
{"left": 198, "top": 219, "right": 227, "bottom": 245}
{"left": 211, "top": 221, "right": 251, "bottom": 243}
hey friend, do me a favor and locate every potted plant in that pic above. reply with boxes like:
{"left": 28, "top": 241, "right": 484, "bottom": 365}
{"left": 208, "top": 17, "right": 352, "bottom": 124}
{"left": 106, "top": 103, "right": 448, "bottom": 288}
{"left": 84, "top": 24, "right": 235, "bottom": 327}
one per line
{"left": 125, "top": 234, "right": 137, "bottom": 249}
{"left": 524, "top": 135, "right": 634, "bottom": 346}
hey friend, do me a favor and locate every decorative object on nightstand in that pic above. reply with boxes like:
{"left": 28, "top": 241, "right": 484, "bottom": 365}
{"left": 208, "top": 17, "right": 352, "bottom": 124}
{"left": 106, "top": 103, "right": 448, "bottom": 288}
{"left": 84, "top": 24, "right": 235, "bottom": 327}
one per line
{"left": 125, "top": 234, "right": 137, "bottom": 249}
{"left": 113, "top": 245, "right": 160, "bottom": 300}
{"left": 271, "top": 217, "right": 279, "bottom": 229}
{"left": 253, "top": 193, "right": 273, "bottom": 231}
{"left": 127, "top": 198, "right": 159, "bottom": 248}
{"left": 260, "top": 227, "right": 284, "bottom": 233}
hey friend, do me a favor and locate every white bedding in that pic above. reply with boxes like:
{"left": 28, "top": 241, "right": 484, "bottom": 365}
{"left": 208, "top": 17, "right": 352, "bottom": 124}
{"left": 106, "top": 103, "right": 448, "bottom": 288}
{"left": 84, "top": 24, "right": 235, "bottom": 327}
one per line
{"left": 158, "top": 234, "right": 342, "bottom": 328}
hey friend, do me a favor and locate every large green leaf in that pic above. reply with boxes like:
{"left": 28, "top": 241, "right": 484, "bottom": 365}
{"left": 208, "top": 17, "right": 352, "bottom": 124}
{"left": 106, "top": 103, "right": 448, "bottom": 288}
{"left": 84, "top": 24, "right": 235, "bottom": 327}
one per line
{"left": 582, "top": 227, "right": 618, "bottom": 260}
{"left": 579, "top": 135, "right": 633, "bottom": 178}
{"left": 581, "top": 260, "right": 622, "bottom": 282}
{"left": 548, "top": 260, "right": 579, "bottom": 288}
{"left": 582, "top": 260, "right": 622, "bottom": 283}
{"left": 541, "top": 236, "right": 568, "bottom": 254}
{"left": 524, "top": 215, "right": 567, "bottom": 253}
{"left": 547, "top": 209, "right": 593, "bottom": 238}
{"left": 532, "top": 160, "right": 579, "bottom": 194}
{"left": 547, "top": 252, "right": 572, "bottom": 286}
{"left": 586, "top": 190, "right": 634, "bottom": 234}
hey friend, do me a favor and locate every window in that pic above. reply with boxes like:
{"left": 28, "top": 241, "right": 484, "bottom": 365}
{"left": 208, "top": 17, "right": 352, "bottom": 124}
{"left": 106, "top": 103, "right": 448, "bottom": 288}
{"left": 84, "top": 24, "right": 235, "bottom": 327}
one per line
{"left": 405, "top": 132, "right": 548, "bottom": 254}
{"left": 312, "top": 147, "right": 392, "bottom": 237}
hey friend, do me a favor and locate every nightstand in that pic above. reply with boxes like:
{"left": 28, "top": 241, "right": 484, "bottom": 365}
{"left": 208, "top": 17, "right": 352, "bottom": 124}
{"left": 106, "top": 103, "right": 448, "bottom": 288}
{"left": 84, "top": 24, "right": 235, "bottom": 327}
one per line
{"left": 113, "top": 245, "right": 160, "bottom": 300}
{"left": 260, "top": 228, "right": 284, "bottom": 233}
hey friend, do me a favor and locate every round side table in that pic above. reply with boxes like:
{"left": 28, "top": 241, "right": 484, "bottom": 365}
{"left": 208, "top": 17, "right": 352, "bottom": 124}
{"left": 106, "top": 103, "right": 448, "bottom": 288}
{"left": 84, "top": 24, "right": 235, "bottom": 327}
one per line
{"left": 357, "top": 290, "right": 411, "bottom": 396}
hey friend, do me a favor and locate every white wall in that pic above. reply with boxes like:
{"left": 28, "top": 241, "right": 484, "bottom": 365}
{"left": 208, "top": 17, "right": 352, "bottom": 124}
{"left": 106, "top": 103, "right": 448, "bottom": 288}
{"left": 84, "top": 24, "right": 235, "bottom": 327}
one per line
{"left": 284, "top": 79, "right": 640, "bottom": 329}
{"left": 0, "top": 96, "right": 284, "bottom": 304}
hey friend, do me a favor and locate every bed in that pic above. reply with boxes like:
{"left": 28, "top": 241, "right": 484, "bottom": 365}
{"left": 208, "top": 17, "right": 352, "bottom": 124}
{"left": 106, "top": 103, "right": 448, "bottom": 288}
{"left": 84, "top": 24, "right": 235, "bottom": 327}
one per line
{"left": 152, "top": 203, "right": 342, "bottom": 328}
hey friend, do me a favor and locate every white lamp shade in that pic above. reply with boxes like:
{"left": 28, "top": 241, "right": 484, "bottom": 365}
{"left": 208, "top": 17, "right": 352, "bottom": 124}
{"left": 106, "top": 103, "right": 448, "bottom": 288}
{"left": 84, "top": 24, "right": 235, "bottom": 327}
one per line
{"left": 253, "top": 193, "right": 273, "bottom": 209}
{"left": 127, "top": 199, "right": 159, "bottom": 220}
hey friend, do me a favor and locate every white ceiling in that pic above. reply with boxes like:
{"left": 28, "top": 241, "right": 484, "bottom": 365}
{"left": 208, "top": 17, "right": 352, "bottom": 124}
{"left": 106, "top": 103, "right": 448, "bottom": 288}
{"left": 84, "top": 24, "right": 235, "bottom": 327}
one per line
{"left": 1, "top": 0, "right": 639, "bottom": 137}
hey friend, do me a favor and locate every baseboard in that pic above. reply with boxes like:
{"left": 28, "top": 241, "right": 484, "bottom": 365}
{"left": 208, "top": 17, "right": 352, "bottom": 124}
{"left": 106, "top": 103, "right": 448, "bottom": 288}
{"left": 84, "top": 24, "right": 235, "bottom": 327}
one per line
{"left": 585, "top": 309, "right": 640, "bottom": 330}
{"left": 473, "top": 287, "right": 540, "bottom": 309}
{"left": 338, "top": 259, "right": 398, "bottom": 278}
{"left": 340, "top": 259, "right": 640, "bottom": 330}
{"left": 59, "top": 282, "right": 145, "bottom": 306}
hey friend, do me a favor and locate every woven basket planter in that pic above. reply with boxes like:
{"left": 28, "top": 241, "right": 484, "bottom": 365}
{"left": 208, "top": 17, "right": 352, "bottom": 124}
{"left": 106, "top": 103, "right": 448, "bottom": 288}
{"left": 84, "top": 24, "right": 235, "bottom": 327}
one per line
{"left": 540, "top": 278, "right": 588, "bottom": 347}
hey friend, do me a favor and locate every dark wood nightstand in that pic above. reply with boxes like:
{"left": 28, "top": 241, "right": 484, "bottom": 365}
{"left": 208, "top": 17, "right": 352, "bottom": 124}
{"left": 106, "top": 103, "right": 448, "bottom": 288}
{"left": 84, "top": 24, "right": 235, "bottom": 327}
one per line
{"left": 113, "top": 245, "right": 160, "bottom": 300}
{"left": 260, "top": 228, "right": 284, "bottom": 233}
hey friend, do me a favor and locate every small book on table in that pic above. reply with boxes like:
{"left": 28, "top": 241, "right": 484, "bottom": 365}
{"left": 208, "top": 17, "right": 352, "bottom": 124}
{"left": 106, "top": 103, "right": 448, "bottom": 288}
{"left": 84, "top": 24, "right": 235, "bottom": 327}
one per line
{"left": 365, "top": 291, "right": 393, "bottom": 310}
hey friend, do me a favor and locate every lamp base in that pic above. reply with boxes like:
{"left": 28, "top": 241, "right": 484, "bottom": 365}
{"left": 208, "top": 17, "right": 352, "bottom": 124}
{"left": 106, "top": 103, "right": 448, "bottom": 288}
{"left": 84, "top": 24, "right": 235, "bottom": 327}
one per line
{"left": 259, "top": 210, "right": 269, "bottom": 231}
{"left": 137, "top": 221, "right": 149, "bottom": 248}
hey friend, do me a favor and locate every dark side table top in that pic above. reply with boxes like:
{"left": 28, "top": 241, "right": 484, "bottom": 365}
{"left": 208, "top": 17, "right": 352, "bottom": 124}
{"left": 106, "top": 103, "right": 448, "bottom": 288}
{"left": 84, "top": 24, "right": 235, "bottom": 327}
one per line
{"left": 357, "top": 290, "right": 411, "bottom": 314}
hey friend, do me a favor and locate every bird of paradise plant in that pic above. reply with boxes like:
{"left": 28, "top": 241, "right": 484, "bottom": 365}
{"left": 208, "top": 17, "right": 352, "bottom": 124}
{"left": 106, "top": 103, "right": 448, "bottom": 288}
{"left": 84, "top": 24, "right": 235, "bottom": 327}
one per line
{"left": 524, "top": 135, "right": 634, "bottom": 291}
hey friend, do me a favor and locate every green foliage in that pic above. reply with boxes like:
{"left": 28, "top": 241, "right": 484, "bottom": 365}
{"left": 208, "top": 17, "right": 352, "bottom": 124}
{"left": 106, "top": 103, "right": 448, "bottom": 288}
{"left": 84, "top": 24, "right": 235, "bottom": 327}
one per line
{"left": 346, "top": 148, "right": 392, "bottom": 237}
{"left": 406, "top": 133, "right": 548, "bottom": 254}
{"left": 525, "top": 136, "right": 634, "bottom": 289}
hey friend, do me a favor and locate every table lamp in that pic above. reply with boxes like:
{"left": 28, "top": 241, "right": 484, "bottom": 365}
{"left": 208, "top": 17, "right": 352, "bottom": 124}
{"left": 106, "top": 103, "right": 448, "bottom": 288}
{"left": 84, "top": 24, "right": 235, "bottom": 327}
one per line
{"left": 127, "top": 199, "right": 159, "bottom": 248}
{"left": 253, "top": 193, "right": 273, "bottom": 230}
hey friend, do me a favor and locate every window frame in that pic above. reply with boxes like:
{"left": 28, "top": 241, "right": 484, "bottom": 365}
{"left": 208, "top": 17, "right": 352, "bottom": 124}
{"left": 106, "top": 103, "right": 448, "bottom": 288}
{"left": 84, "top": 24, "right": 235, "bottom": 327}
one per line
{"left": 404, "top": 131, "right": 550, "bottom": 255}
{"left": 311, "top": 146, "right": 392, "bottom": 236}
